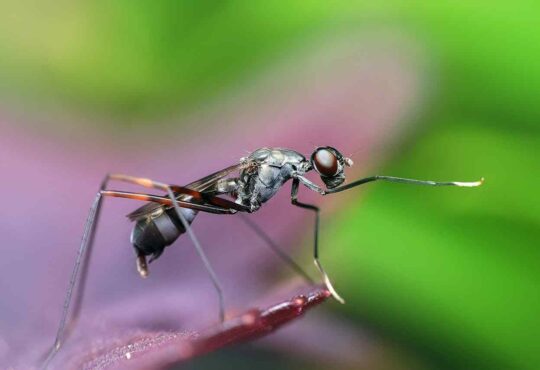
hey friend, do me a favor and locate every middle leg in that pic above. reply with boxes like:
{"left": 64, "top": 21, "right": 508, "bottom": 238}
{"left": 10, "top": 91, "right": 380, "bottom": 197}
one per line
{"left": 290, "top": 178, "right": 345, "bottom": 303}
{"left": 238, "top": 213, "right": 314, "bottom": 284}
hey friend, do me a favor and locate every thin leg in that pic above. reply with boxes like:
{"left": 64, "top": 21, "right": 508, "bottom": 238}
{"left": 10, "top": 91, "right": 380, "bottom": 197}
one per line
{"left": 108, "top": 173, "right": 250, "bottom": 212}
{"left": 238, "top": 213, "right": 314, "bottom": 284}
{"left": 41, "top": 177, "right": 109, "bottom": 369}
{"left": 294, "top": 174, "right": 483, "bottom": 196}
{"left": 290, "top": 179, "right": 345, "bottom": 304}
{"left": 106, "top": 174, "right": 226, "bottom": 322}
{"left": 41, "top": 182, "right": 232, "bottom": 368}
{"left": 326, "top": 175, "right": 484, "bottom": 194}
{"left": 102, "top": 190, "right": 236, "bottom": 214}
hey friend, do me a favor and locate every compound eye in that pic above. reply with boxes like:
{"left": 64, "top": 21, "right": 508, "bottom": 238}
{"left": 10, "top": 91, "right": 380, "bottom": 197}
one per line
{"left": 313, "top": 148, "right": 338, "bottom": 176}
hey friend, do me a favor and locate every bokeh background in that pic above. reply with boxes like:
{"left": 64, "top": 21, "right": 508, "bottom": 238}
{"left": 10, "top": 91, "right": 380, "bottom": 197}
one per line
{"left": 0, "top": 2, "right": 538, "bottom": 370}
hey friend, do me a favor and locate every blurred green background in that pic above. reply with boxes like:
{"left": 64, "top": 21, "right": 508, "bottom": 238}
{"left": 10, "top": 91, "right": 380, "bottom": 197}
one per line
{"left": 1, "top": 2, "right": 538, "bottom": 370}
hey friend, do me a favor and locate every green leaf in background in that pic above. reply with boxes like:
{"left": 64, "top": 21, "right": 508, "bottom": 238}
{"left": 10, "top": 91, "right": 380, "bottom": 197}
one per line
{"left": 324, "top": 123, "right": 539, "bottom": 370}
{"left": 0, "top": 1, "right": 336, "bottom": 120}
{"left": 395, "top": 1, "right": 540, "bottom": 130}
{"left": 1, "top": 1, "right": 539, "bottom": 129}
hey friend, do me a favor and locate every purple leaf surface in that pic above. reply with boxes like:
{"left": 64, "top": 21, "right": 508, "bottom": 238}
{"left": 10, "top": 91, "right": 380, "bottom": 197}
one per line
{"left": 72, "top": 287, "right": 330, "bottom": 370}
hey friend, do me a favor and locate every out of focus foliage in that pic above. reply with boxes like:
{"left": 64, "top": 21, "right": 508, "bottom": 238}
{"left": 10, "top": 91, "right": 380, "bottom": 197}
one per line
{"left": 0, "top": 1, "right": 338, "bottom": 119}
{"left": 1, "top": 2, "right": 539, "bottom": 128}
{"left": 0, "top": 2, "right": 538, "bottom": 370}
{"left": 323, "top": 3, "right": 540, "bottom": 370}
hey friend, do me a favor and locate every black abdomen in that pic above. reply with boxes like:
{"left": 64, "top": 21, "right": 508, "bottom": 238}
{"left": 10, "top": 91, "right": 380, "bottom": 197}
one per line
{"left": 130, "top": 207, "right": 198, "bottom": 262}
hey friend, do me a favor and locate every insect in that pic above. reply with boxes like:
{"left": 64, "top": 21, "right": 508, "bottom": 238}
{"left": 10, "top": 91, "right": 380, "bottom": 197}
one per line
{"left": 41, "top": 146, "right": 483, "bottom": 368}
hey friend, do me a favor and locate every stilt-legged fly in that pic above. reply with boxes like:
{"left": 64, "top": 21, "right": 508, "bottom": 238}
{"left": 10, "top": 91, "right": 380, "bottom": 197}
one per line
{"left": 41, "top": 146, "right": 483, "bottom": 368}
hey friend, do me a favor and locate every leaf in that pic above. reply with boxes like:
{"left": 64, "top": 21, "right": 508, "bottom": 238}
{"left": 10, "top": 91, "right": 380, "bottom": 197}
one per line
{"left": 70, "top": 287, "right": 330, "bottom": 370}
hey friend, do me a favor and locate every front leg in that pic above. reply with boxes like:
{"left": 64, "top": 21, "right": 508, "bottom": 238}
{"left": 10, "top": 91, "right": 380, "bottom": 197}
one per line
{"left": 295, "top": 173, "right": 483, "bottom": 195}
{"left": 290, "top": 178, "right": 345, "bottom": 303}
{"left": 294, "top": 174, "right": 326, "bottom": 195}
{"left": 325, "top": 175, "right": 483, "bottom": 194}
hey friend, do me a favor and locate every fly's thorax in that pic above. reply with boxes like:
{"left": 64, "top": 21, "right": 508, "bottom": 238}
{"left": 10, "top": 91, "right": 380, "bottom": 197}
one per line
{"left": 237, "top": 164, "right": 299, "bottom": 211}
{"left": 236, "top": 147, "right": 309, "bottom": 211}
{"left": 247, "top": 147, "right": 306, "bottom": 168}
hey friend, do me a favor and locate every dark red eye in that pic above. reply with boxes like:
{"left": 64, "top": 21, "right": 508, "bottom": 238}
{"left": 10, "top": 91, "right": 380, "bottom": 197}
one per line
{"left": 313, "top": 148, "right": 338, "bottom": 176}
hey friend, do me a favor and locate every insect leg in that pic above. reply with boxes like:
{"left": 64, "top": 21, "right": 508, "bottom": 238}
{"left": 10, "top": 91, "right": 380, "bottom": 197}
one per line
{"left": 102, "top": 190, "right": 236, "bottom": 214}
{"left": 42, "top": 182, "right": 223, "bottom": 368}
{"left": 108, "top": 173, "right": 251, "bottom": 212}
{"left": 325, "top": 175, "right": 484, "bottom": 194}
{"left": 106, "top": 174, "right": 226, "bottom": 321}
{"left": 295, "top": 174, "right": 483, "bottom": 196}
{"left": 42, "top": 176, "right": 110, "bottom": 369}
{"left": 290, "top": 178, "right": 345, "bottom": 303}
{"left": 238, "top": 213, "right": 314, "bottom": 284}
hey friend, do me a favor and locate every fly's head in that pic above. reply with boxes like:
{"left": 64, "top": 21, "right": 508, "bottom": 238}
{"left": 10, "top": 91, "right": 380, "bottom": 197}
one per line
{"left": 310, "top": 146, "right": 353, "bottom": 189}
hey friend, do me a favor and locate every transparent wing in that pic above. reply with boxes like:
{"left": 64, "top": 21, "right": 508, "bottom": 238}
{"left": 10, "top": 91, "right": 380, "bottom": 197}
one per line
{"left": 126, "top": 162, "right": 245, "bottom": 221}
{"left": 184, "top": 162, "right": 245, "bottom": 192}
